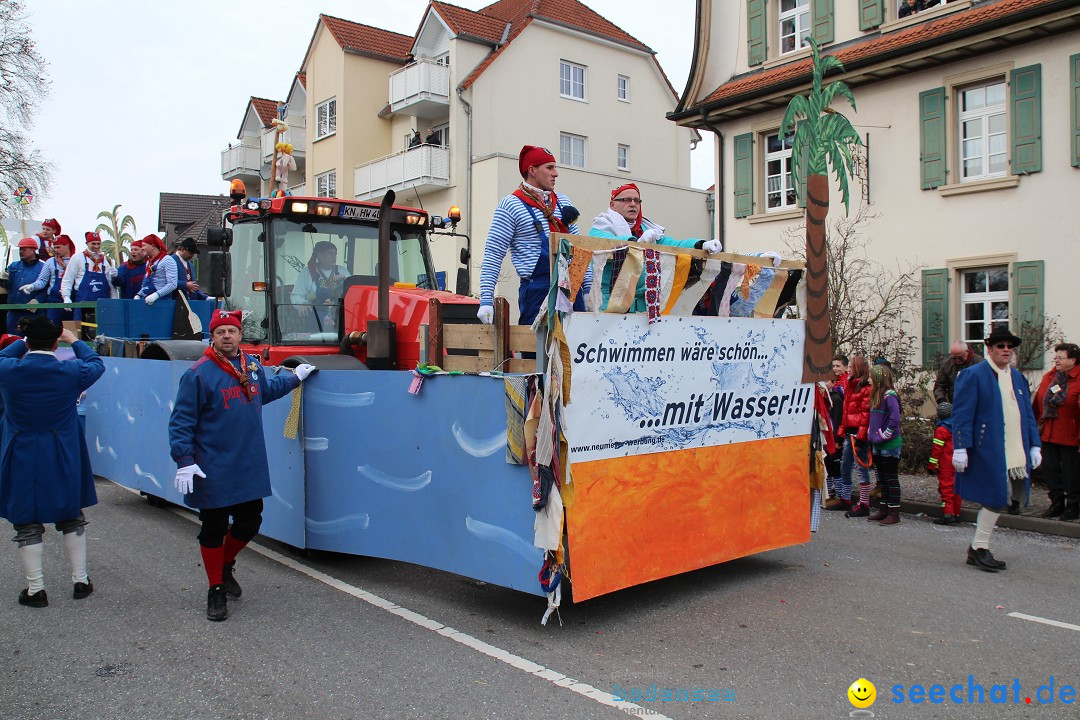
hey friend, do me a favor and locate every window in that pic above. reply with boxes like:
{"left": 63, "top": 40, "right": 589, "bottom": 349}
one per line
{"left": 764, "top": 131, "right": 797, "bottom": 211}
{"left": 617, "top": 75, "right": 630, "bottom": 102}
{"left": 895, "top": 0, "right": 958, "bottom": 20}
{"left": 316, "top": 170, "right": 337, "bottom": 198}
{"left": 779, "top": 0, "right": 811, "bottom": 55}
{"left": 560, "top": 61, "right": 586, "bottom": 101}
{"left": 617, "top": 144, "right": 630, "bottom": 171}
{"left": 960, "top": 267, "right": 1009, "bottom": 346}
{"left": 958, "top": 80, "right": 1007, "bottom": 182}
{"left": 316, "top": 98, "right": 336, "bottom": 139}
{"left": 560, "top": 133, "right": 586, "bottom": 168}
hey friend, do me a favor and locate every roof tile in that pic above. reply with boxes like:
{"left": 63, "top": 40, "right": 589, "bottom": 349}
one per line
{"left": 321, "top": 14, "right": 413, "bottom": 63}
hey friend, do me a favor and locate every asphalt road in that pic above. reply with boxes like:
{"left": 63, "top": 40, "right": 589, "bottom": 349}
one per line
{"left": 2, "top": 479, "right": 1078, "bottom": 720}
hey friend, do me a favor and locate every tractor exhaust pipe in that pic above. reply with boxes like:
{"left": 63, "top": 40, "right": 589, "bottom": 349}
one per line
{"left": 363, "top": 190, "right": 398, "bottom": 369}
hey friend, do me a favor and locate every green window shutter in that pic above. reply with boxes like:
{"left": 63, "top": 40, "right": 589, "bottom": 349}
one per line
{"left": 1010, "top": 64, "right": 1042, "bottom": 175}
{"left": 919, "top": 88, "right": 947, "bottom": 189}
{"left": 747, "top": 0, "right": 767, "bottom": 67}
{"left": 734, "top": 133, "right": 754, "bottom": 218}
{"left": 859, "top": 0, "right": 884, "bottom": 30}
{"left": 812, "top": 0, "right": 834, "bottom": 45}
{"left": 1013, "top": 260, "right": 1045, "bottom": 371}
{"left": 1070, "top": 54, "right": 1080, "bottom": 167}
{"left": 922, "top": 268, "right": 949, "bottom": 367}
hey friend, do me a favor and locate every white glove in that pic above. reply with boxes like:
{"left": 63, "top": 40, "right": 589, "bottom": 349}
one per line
{"left": 62, "top": 296, "right": 71, "bottom": 304}
{"left": 174, "top": 463, "right": 205, "bottom": 494}
{"left": 294, "top": 363, "right": 317, "bottom": 381}
{"left": 476, "top": 305, "right": 494, "bottom": 324}
{"left": 761, "top": 251, "right": 783, "bottom": 268}
{"left": 1030, "top": 447, "right": 1042, "bottom": 470}
{"left": 107, "top": 266, "right": 117, "bottom": 279}
{"left": 638, "top": 228, "right": 662, "bottom": 244}
{"left": 701, "top": 239, "right": 722, "bottom": 254}
{"left": 952, "top": 448, "right": 968, "bottom": 473}
{"left": 145, "top": 292, "right": 159, "bottom": 306}
{"left": 18, "top": 284, "right": 34, "bottom": 294}
{"left": 0, "top": 270, "right": 7, "bottom": 281}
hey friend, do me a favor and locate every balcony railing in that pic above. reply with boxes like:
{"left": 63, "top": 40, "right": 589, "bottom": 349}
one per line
{"left": 288, "top": 182, "right": 307, "bottom": 196}
{"left": 389, "top": 59, "right": 450, "bottom": 118}
{"left": 221, "top": 144, "right": 262, "bottom": 179}
{"left": 261, "top": 121, "right": 307, "bottom": 163}
{"left": 354, "top": 144, "right": 450, "bottom": 200}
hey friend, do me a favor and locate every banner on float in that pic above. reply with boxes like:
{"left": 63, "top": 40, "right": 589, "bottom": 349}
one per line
{"left": 563, "top": 313, "right": 812, "bottom": 463}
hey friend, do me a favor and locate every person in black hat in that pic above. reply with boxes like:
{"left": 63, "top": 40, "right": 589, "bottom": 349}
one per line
{"left": 950, "top": 326, "right": 1041, "bottom": 573}
{"left": 0, "top": 316, "right": 105, "bottom": 607}
{"left": 174, "top": 237, "right": 207, "bottom": 301}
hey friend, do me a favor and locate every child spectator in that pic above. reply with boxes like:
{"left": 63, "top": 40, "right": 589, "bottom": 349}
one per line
{"left": 928, "top": 401, "right": 962, "bottom": 524}
{"left": 867, "top": 364, "right": 902, "bottom": 525}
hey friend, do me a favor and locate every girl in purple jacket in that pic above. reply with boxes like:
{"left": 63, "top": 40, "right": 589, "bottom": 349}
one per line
{"left": 867, "top": 364, "right": 903, "bottom": 525}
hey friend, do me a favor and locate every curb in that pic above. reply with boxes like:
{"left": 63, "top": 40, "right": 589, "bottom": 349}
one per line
{"left": 901, "top": 500, "right": 1080, "bottom": 539}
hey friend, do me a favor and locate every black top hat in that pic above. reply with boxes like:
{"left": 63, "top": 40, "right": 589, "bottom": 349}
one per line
{"left": 177, "top": 237, "right": 200, "bottom": 254}
{"left": 23, "top": 314, "right": 62, "bottom": 345}
{"left": 984, "top": 325, "right": 1021, "bottom": 347}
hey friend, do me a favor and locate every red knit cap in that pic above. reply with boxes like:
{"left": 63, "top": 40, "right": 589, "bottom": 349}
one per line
{"left": 210, "top": 309, "right": 242, "bottom": 333}
{"left": 141, "top": 234, "right": 166, "bottom": 253}
{"left": 611, "top": 183, "right": 640, "bottom": 200}
{"left": 54, "top": 234, "right": 76, "bottom": 254}
{"left": 85, "top": 231, "right": 102, "bottom": 244}
{"left": 518, "top": 145, "right": 556, "bottom": 178}
{"left": 41, "top": 218, "right": 61, "bottom": 232}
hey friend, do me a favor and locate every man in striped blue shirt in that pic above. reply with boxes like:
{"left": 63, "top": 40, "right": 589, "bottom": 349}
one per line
{"left": 477, "top": 145, "right": 590, "bottom": 326}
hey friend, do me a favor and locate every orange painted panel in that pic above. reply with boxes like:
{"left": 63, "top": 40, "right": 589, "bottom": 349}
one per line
{"left": 566, "top": 435, "right": 811, "bottom": 601}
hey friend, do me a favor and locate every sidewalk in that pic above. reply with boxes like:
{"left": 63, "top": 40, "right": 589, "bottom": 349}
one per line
{"left": 898, "top": 472, "right": 1080, "bottom": 539}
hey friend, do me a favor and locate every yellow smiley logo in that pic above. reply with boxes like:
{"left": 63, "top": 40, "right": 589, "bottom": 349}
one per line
{"left": 848, "top": 678, "right": 876, "bottom": 708}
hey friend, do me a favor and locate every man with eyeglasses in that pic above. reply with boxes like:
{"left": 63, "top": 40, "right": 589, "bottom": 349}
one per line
{"left": 589, "top": 183, "right": 721, "bottom": 312}
{"left": 951, "top": 326, "right": 1041, "bottom": 573}
{"left": 933, "top": 340, "right": 978, "bottom": 410}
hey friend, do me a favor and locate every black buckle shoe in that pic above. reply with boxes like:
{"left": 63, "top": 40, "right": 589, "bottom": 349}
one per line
{"left": 73, "top": 580, "right": 94, "bottom": 600}
{"left": 1040, "top": 501, "right": 1065, "bottom": 518}
{"left": 207, "top": 585, "right": 228, "bottom": 621}
{"left": 221, "top": 562, "right": 242, "bottom": 599}
{"left": 1008, "top": 500, "right": 1020, "bottom": 516}
{"left": 967, "top": 546, "right": 1006, "bottom": 572}
{"left": 18, "top": 588, "right": 48, "bottom": 608}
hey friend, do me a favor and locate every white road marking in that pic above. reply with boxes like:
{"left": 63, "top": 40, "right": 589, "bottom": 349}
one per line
{"left": 141, "top": 498, "right": 671, "bottom": 719}
{"left": 1007, "top": 612, "right": 1080, "bottom": 633}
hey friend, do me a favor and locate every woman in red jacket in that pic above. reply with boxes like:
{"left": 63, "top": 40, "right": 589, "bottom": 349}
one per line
{"left": 827, "top": 355, "right": 873, "bottom": 513}
{"left": 1031, "top": 343, "right": 1080, "bottom": 519}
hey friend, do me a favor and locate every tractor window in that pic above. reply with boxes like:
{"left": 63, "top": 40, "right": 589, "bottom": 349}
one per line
{"left": 269, "top": 218, "right": 430, "bottom": 344}
{"left": 221, "top": 221, "right": 269, "bottom": 343}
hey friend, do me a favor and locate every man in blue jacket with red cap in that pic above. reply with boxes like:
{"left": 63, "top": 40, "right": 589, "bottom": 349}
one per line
{"left": 168, "top": 309, "right": 316, "bottom": 620}
{"left": 0, "top": 316, "right": 105, "bottom": 607}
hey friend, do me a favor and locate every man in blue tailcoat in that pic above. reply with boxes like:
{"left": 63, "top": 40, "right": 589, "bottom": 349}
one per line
{"left": 168, "top": 309, "right": 316, "bottom": 621}
{"left": 0, "top": 316, "right": 105, "bottom": 607}
{"left": 952, "top": 325, "right": 1041, "bottom": 573}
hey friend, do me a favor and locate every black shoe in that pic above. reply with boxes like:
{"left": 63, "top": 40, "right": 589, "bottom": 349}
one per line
{"left": 1062, "top": 505, "right": 1080, "bottom": 521}
{"left": 18, "top": 588, "right": 48, "bottom": 608}
{"left": 1040, "top": 501, "right": 1065, "bottom": 519}
{"left": 967, "top": 546, "right": 1006, "bottom": 572}
{"left": 73, "top": 580, "right": 94, "bottom": 600}
{"left": 207, "top": 585, "right": 228, "bottom": 621}
{"left": 934, "top": 514, "right": 961, "bottom": 525}
{"left": 1008, "top": 500, "right": 1020, "bottom": 515}
{"left": 221, "top": 562, "right": 242, "bottom": 599}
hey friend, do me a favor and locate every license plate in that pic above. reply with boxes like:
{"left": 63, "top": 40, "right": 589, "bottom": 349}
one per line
{"left": 339, "top": 205, "right": 380, "bottom": 221}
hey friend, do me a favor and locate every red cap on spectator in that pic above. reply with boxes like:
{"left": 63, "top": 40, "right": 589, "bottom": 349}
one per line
{"left": 209, "top": 310, "right": 242, "bottom": 333}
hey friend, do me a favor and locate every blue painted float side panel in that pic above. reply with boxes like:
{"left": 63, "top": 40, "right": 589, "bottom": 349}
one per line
{"left": 83, "top": 358, "right": 543, "bottom": 597}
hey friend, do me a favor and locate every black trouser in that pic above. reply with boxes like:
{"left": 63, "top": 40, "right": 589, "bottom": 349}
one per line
{"left": 197, "top": 499, "right": 263, "bottom": 548}
{"left": 875, "top": 454, "right": 901, "bottom": 508}
{"left": 1042, "top": 442, "right": 1079, "bottom": 505}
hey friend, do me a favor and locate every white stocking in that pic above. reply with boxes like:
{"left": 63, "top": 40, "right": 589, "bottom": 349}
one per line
{"left": 971, "top": 507, "right": 999, "bottom": 550}
{"left": 19, "top": 543, "right": 45, "bottom": 593}
{"left": 64, "top": 529, "right": 89, "bottom": 584}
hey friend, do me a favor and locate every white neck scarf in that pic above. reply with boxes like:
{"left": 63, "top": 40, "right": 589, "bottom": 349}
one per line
{"left": 991, "top": 359, "right": 1026, "bottom": 477}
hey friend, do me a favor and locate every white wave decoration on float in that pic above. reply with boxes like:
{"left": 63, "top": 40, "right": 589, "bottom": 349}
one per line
{"left": 465, "top": 516, "right": 541, "bottom": 563}
{"left": 133, "top": 463, "right": 161, "bottom": 489}
{"left": 94, "top": 435, "right": 117, "bottom": 459}
{"left": 451, "top": 421, "right": 504, "bottom": 457}
{"left": 305, "top": 513, "right": 370, "bottom": 533}
{"left": 357, "top": 465, "right": 431, "bottom": 491}
{"left": 303, "top": 437, "right": 329, "bottom": 451}
{"left": 305, "top": 387, "right": 375, "bottom": 408}
{"left": 269, "top": 487, "right": 294, "bottom": 511}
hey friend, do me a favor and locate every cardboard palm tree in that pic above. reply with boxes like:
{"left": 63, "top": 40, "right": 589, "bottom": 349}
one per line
{"left": 95, "top": 204, "right": 137, "bottom": 265}
{"left": 781, "top": 38, "right": 861, "bottom": 383}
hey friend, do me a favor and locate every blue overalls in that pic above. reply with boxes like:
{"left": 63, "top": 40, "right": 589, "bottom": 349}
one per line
{"left": 45, "top": 257, "right": 73, "bottom": 326}
{"left": 74, "top": 254, "right": 111, "bottom": 321}
{"left": 5, "top": 259, "right": 46, "bottom": 334}
{"left": 516, "top": 199, "right": 584, "bottom": 326}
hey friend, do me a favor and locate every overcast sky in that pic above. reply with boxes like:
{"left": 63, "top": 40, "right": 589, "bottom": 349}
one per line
{"left": 24, "top": 0, "right": 712, "bottom": 242}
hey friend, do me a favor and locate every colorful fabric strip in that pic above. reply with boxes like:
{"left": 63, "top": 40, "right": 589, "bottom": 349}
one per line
{"left": 643, "top": 248, "right": 661, "bottom": 324}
